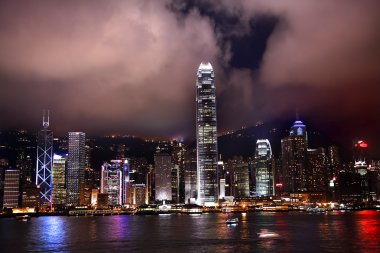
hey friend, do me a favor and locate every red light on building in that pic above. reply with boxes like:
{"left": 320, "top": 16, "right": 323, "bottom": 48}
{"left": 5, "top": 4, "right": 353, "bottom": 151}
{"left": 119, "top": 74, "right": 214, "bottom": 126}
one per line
{"left": 357, "top": 140, "right": 368, "bottom": 148}
{"left": 275, "top": 183, "right": 283, "bottom": 187}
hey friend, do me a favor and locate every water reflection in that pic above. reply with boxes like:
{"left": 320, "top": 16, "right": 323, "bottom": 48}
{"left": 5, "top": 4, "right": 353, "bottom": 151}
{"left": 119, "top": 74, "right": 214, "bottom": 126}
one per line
{"left": 0, "top": 211, "right": 379, "bottom": 253}
{"left": 356, "top": 210, "right": 380, "bottom": 251}
{"left": 32, "top": 216, "right": 68, "bottom": 251}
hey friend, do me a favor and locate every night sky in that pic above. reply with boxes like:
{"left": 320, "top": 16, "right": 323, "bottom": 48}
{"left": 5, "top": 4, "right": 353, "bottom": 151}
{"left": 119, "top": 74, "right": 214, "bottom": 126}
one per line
{"left": 0, "top": 1, "right": 379, "bottom": 154}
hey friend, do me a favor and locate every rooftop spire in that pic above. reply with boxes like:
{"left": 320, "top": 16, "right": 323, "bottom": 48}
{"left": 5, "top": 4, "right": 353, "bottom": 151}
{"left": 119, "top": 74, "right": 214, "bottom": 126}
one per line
{"left": 43, "top": 110, "right": 50, "bottom": 129}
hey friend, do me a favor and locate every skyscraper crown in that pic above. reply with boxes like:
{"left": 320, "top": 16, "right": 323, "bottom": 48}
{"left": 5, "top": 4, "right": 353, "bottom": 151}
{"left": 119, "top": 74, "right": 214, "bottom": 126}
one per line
{"left": 198, "top": 62, "right": 213, "bottom": 71}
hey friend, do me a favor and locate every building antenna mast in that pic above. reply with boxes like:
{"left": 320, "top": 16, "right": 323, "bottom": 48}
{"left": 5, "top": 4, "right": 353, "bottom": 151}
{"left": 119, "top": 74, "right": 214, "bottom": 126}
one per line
{"left": 43, "top": 109, "right": 50, "bottom": 129}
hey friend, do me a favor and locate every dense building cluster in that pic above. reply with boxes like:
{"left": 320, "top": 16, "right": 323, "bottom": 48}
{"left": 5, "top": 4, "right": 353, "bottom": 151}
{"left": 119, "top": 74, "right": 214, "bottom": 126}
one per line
{"left": 0, "top": 62, "right": 379, "bottom": 213}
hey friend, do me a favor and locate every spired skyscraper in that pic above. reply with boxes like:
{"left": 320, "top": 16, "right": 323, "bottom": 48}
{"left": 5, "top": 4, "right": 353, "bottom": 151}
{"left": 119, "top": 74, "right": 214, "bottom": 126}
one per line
{"left": 196, "top": 62, "right": 218, "bottom": 205}
{"left": 35, "top": 111, "right": 53, "bottom": 206}
{"left": 66, "top": 132, "right": 86, "bottom": 206}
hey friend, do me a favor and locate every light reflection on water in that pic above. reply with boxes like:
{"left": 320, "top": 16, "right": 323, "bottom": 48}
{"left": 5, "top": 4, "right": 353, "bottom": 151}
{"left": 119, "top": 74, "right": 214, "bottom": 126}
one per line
{"left": 27, "top": 216, "right": 69, "bottom": 252}
{"left": 0, "top": 211, "right": 379, "bottom": 252}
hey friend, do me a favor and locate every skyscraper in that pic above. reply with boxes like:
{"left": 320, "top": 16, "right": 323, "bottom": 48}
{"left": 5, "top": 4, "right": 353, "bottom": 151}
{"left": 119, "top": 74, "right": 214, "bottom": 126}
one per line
{"left": 353, "top": 140, "right": 369, "bottom": 175}
{"left": 66, "top": 132, "right": 86, "bottom": 206}
{"left": 254, "top": 139, "right": 274, "bottom": 196}
{"left": 327, "top": 145, "right": 341, "bottom": 178}
{"left": 3, "top": 169, "right": 20, "bottom": 208}
{"left": 234, "top": 160, "right": 250, "bottom": 197}
{"left": 171, "top": 165, "right": 179, "bottom": 203}
{"left": 171, "top": 140, "right": 186, "bottom": 203}
{"left": 100, "top": 159, "right": 129, "bottom": 206}
{"left": 281, "top": 120, "right": 308, "bottom": 192}
{"left": 196, "top": 62, "right": 218, "bottom": 205}
{"left": 307, "top": 148, "right": 328, "bottom": 191}
{"left": 35, "top": 111, "right": 53, "bottom": 206}
{"left": 184, "top": 148, "right": 197, "bottom": 204}
{"left": 16, "top": 130, "right": 34, "bottom": 186}
{"left": 52, "top": 154, "right": 66, "bottom": 206}
{"left": 154, "top": 153, "right": 173, "bottom": 201}
{"left": 353, "top": 140, "right": 370, "bottom": 201}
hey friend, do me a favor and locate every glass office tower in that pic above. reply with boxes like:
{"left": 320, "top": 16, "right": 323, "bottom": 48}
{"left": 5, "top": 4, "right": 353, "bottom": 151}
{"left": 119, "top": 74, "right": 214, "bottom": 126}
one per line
{"left": 196, "top": 62, "right": 218, "bottom": 205}
{"left": 254, "top": 139, "right": 273, "bottom": 196}
{"left": 36, "top": 111, "right": 53, "bottom": 206}
{"left": 66, "top": 132, "right": 86, "bottom": 206}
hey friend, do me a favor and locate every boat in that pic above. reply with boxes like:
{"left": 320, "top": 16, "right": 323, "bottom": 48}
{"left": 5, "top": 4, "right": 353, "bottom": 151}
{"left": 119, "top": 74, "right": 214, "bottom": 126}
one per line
{"left": 258, "top": 229, "right": 280, "bottom": 239}
{"left": 306, "top": 207, "right": 327, "bottom": 213}
{"left": 226, "top": 218, "right": 239, "bottom": 224}
{"left": 15, "top": 215, "right": 31, "bottom": 221}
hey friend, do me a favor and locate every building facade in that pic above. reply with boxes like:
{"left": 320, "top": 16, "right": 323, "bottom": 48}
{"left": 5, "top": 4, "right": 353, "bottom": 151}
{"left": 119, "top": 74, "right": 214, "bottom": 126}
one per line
{"left": 66, "top": 132, "right": 86, "bottom": 206}
{"left": 100, "top": 159, "right": 129, "bottom": 206}
{"left": 307, "top": 148, "right": 328, "bottom": 191}
{"left": 3, "top": 169, "right": 20, "bottom": 208}
{"left": 254, "top": 139, "right": 273, "bottom": 196}
{"left": 154, "top": 153, "right": 173, "bottom": 201}
{"left": 52, "top": 154, "right": 66, "bottom": 206}
{"left": 234, "top": 161, "right": 250, "bottom": 197}
{"left": 171, "top": 141, "right": 186, "bottom": 203}
{"left": 35, "top": 112, "right": 53, "bottom": 206}
{"left": 184, "top": 148, "right": 197, "bottom": 204}
{"left": 171, "top": 165, "right": 179, "bottom": 203}
{"left": 196, "top": 62, "right": 218, "bottom": 205}
{"left": 281, "top": 120, "right": 308, "bottom": 192}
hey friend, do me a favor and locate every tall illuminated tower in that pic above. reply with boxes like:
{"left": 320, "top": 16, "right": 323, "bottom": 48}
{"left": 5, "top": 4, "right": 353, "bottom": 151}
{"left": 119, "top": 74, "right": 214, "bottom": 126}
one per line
{"left": 281, "top": 120, "right": 308, "bottom": 192}
{"left": 35, "top": 110, "right": 53, "bottom": 206}
{"left": 196, "top": 62, "right": 218, "bottom": 205}
{"left": 52, "top": 154, "right": 67, "bottom": 206}
{"left": 254, "top": 139, "right": 273, "bottom": 196}
{"left": 66, "top": 132, "right": 86, "bottom": 206}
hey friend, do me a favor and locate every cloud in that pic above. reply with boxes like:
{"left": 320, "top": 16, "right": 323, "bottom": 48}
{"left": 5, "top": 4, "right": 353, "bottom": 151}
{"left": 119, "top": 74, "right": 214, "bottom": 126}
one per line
{"left": 0, "top": 0, "right": 379, "bottom": 149}
{"left": 198, "top": 0, "right": 380, "bottom": 86}
{"left": 200, "top": 0, "right": 380, "bottom": 135}
{"left": 0, "top": 0, "right": 220, "bottom": 137}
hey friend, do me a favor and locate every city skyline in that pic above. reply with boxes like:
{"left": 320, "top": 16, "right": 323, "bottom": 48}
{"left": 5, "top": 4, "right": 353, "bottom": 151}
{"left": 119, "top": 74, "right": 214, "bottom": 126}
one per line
{"left": 0, "top": 2, "right": 380, "bottom": 252}
{"left": 0, "top": 0, "right": 379, "bottom": 154}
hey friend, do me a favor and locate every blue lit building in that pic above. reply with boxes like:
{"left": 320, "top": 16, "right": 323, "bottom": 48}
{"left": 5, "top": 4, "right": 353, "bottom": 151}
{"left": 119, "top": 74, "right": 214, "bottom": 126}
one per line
{"left": 35, "top": 111, "right": 53, "bottom": 206}
{"left": 281, "top": 120, "right": 308, "bottom": 192}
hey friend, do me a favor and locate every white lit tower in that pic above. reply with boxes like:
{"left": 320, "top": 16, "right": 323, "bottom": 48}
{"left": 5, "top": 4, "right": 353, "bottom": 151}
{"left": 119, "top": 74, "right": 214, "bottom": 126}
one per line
{"left": 254, "top": 139, "right": 274, "bottom": 196}
{"left": 67, "top": 132, "right": 86, "bottom": 206}
{"left": 101, "top": 159, "right": 130, "bottom": 206}
{"left": 35, "top": 110, "right": 53, "bottom": 206}
{"left": 196, "top": 62, "right": 218, "bottom": 206}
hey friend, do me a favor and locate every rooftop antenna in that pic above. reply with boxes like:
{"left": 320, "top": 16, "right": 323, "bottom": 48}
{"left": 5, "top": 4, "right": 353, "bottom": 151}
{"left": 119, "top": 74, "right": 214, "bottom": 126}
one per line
{"left": 295, "top": 107, "right": 299, "bottom": 121}
{"left": 43, "top": 110, "right": 50, "bottom": 129}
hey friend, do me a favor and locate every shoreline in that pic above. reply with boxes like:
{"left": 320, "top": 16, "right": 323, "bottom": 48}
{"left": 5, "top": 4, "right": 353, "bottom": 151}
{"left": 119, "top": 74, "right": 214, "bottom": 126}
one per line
{"left": 2, "top": 208, "right": 379, "bottom": 219}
